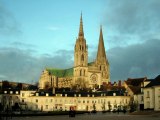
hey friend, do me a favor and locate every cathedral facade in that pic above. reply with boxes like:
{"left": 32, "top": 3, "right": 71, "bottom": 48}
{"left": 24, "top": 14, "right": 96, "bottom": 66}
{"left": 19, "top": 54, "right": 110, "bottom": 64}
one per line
{"left": 39, "top": 14, "right": 110, "bottom": 89}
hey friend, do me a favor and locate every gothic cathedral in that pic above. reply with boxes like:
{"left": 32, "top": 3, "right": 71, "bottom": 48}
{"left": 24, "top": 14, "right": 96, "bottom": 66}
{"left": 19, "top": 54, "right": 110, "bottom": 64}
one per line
{"left": 38, "top": 14, "right": 110, "bottom": 89}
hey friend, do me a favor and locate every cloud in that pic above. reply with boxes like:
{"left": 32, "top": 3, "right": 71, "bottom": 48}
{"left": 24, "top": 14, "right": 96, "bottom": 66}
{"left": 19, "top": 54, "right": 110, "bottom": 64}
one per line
{"left": 0, "top": 39, "right": 159, "bottom": 83}
{"left": 103, "top": 0, "right": 160, "bottom": 47}
{"left": 104, "top": 0, "right": 160, "bottom": 34}
{"left": 0, "top": 47, "right": 73, "bottom": 83}
{"left": 0, "top": 2, "right": 21, "bottom": 36}
{"left": 107, "top": 39, "right": 160, "bottom": 81}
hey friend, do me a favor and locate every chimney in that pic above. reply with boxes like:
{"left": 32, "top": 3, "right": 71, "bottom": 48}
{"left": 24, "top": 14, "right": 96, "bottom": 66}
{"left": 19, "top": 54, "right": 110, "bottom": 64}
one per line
{"left": 118, "top": 80, "right": 121, "bottom": 87}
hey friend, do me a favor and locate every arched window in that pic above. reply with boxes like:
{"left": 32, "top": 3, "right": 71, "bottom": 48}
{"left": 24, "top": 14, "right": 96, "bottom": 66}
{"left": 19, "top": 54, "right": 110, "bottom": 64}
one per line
{"left": 81, "top": 54, "right": 84, "bottom": 61}
{"left": 100, "top": 65, "right": 101, "bottom": 70}
{"left": 82, "top": 46, "right": 84, "bottom": 51}
{"left": 84, "top": 70, "right": 85, "bottom": 76}
{"left": 80, "top": 69, "right": 82, "bottom": 76}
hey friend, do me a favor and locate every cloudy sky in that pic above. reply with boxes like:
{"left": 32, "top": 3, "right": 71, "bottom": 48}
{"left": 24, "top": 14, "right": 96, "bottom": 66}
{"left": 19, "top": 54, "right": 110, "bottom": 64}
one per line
{"left": 0, "top": 0, "right": 160, "bottom": 84}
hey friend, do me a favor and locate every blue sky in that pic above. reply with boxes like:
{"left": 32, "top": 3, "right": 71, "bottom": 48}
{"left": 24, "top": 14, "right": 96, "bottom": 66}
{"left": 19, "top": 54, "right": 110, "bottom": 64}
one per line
{"left": 0, "top": 0, "right": 160, "bottom": 83}
{"left": 1, "top": 0, "right": 106, "bottom": 54}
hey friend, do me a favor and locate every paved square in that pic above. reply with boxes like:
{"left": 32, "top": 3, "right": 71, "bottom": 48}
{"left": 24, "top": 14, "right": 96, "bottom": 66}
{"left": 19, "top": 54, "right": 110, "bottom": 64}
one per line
{"left": 10, "top": 113, "right": 160, "bottom": 120}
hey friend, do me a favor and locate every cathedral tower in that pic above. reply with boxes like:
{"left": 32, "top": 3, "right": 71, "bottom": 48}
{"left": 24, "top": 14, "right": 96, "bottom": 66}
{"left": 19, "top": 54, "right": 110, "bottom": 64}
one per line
{"left": 73, "top": 14, "right": 88, "bottom": 88}
{"left": 95, "top": 26, "right": 110, "bottom": 83}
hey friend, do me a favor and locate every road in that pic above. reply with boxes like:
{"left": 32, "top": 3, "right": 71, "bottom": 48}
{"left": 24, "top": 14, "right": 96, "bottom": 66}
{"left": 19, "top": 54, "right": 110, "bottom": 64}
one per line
{"left": 9, "top": 112, "right": 160, "bottom": 120}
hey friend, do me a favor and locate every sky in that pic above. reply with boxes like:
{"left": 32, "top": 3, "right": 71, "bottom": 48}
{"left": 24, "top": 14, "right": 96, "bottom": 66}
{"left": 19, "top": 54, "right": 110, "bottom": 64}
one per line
{"left": 0, "top": 0, "right": 160, "bottom": 84}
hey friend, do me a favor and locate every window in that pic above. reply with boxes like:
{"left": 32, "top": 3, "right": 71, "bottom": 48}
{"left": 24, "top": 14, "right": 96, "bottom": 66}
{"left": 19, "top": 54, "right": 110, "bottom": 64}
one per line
{"left": 126, "top": 99, "right": 127, "bottom": 104}
{"left": 36, "top": 93, "right": 39, "bottom": 96}
{"left": 103, "top": 66, "right": 105, "bottom": 70}
{"left": 80, "top": 70, "right": 82, "bottom": 76}
{"left": 122, "top": 99, "right": 124, "bottom": 103}
{"left": 36, "top": 99, "right": 38, "bottom": 103}
{"left": 50, "top": 99, "right": 53, "bottom": 103}
{"left": 81, "top": 54, "right": 84, "bottom": 61}
{"left": 46, "top": 105, "right": 48, "bottom": 109}
{"left": 147, "top": 91, "right": 150, "bottom": 98}
{"left": 22, "top": 93, "right": 25, "bottom": 97}
{"left": 82, "top": 46, "right": 84, "bottom": 51}
{"left": 98, "top": 100, "right": 100, "bottom": 104}
{"left": 36, "top": 105, "right": 38, "bottom": 109}
{"left": 147, "top": 101, "right": 150, "bottom": 108}
{"left": 141, "top": 96, "right": 143, "bottom": 102}
{"left": 101, "top": 99, "right": 103, "bottom": 103}
{"left": 83, "top": 100, "right": 85, "bottom": 103}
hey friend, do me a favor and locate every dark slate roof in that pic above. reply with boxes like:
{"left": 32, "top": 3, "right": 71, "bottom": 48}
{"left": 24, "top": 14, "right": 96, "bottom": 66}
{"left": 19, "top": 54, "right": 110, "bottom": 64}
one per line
{"left": 145, "top": 75, "right": 160, "bottom": 88}
{"left": 125, "top": 77, "right": 146, "bottom": 94}
{"left": 27, "top": 85, "right": 38, "bottom": 90}
{"left": 126, "top": 78, "right": 145, "bottom": 86}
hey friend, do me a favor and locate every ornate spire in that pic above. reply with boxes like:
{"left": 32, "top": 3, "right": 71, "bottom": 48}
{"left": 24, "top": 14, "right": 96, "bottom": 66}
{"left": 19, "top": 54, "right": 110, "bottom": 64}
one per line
{"left": 96, "top": 26, "right": 108, "bottom": 64}
{"left": 78, "top": 13, "right": 84, "bottom": 37}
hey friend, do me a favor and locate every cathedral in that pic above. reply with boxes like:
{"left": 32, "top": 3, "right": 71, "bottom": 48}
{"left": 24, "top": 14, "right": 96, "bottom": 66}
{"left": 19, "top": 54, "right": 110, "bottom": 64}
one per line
{"left": 39, "top": 14, "right": 110, "bottom": 89}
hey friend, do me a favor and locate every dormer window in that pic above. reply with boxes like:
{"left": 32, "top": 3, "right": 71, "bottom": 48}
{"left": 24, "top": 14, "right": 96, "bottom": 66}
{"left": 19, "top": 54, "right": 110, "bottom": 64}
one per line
{"left": 36, "top": 93, "right": 39, "bottom": 96}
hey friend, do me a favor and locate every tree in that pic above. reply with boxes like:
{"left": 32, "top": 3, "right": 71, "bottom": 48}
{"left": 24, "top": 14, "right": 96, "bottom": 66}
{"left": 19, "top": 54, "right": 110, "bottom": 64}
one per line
{"left": 129, "top": 99, "right": 137, "bottom": 112}
{"left": 16, "top": 83, "right": 23, "bottom": 90}
{"left": 2, "top": 81, "right": 10, "bottom": 90}
{"left": 102, "top": 102, "right": 106, "bottom": 112}
{"left": 108, "top": 101, "right": 112, "bottom": 111}
{"left": 92, "top": 103, "right": 96, "bottom": 113}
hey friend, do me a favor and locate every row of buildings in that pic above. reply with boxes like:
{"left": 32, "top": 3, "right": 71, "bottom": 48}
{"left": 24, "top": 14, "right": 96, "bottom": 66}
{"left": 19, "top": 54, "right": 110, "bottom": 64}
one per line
{"left": 0, "top": 75, "right": 160, "bottom": 112}
{"left": 0, "top": 14, "right": 160, "bottom": 112}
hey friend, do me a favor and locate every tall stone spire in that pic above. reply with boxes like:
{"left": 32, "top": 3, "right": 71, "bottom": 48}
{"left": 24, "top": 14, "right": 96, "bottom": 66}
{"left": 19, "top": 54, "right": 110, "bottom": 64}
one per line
{"left": 96, "top": 26, "right": 108, "bottom": 64}
{"left": 78, "top": 13, "right": 84, "bottom": 37}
